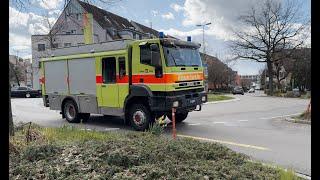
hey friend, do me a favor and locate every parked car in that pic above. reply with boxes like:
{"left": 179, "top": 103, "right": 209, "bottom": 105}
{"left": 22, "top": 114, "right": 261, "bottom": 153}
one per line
{"left": 248, "top": 88, "right": 255, "bottom": 93}
{"left": 292, "top": 88, "right": 301, "bottom": 97}
{"left": 232, "top": 86, "right": 244, "bottom": 95}
{"left": 11, "top": 86, "right": 42, "bottom": 98}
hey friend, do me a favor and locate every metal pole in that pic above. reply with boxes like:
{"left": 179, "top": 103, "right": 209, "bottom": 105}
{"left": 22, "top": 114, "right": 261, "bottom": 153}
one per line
{"left": 172, "top": 107, "right": 176, "bottom": 139}
{"left": 203, "top": 25, "right": 205, "bottom": 56}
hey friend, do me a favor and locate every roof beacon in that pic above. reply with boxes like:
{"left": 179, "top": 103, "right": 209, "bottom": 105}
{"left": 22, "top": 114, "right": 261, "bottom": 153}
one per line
{"left": 159, "top": 32, "right": 164, "bottom": 38}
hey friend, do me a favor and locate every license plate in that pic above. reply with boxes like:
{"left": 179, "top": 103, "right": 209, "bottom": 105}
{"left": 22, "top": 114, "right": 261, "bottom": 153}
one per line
{"left": 189, "top": 99, "right": 196, "bottom": 104}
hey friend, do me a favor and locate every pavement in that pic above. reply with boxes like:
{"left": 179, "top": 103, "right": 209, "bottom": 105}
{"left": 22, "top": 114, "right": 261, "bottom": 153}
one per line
{"left": 11, "top": 91, "right": 311, "bottom": 176}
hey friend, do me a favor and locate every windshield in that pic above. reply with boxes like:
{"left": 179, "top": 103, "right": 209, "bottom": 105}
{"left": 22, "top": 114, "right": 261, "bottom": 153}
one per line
{"left": 163, "top": 46, "right": 202, "bottom": 67}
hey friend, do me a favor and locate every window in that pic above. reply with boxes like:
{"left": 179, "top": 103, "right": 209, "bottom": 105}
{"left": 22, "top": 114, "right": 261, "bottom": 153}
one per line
{"left": 66, "top": 31, "right": 71, "bottom": 35}
{"left": 52, "top": 43, "right": 58, "bottom": 48}
{"left": 18, "top": 87, "right": 27, "bottom": 90}
{"left": 77, "top": 43, "right": 84, "bottom": 46}
{"left": 71, "top": 30, "right": 76, "bottom": 34}
{"left": 133, "top": 33, "right": 136, "bottom": 39}
{"left": 140, "top": 43, "right": 159, "bottom": 65}
{"left": 102, "top": 57, "right": 116, "bottom": 83}
{"left": 118, "top": 57, "right": 126, "bottom": 78}
{"left": 64, "top": 43, "right": 71, "bottom": 47}
{"left": 38, "top": 44, "right": 45, "bottom": 51}
{"left": 76, "top": 13, "right": 81, "bottom": 20}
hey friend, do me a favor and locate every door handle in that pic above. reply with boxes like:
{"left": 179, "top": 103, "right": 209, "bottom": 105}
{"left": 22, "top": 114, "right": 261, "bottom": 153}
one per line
{"left": 101, "top": 85, "right": 106, "bottom": 87}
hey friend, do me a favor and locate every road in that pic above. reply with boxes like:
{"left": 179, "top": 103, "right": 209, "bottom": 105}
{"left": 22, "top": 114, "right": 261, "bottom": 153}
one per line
{"left": 11, "top": 91, "right": 311, "bottom": 175}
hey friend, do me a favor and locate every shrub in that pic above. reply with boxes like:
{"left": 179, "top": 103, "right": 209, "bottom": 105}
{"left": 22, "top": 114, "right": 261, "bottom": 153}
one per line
{"left": 285, "top": 91, "right": 295, "bottom": 98}
{"left": 148, "top": 122, "right": 164, "bottom": 135}
{"left": 23, "top": 144, "right": 61, "bottom": 162}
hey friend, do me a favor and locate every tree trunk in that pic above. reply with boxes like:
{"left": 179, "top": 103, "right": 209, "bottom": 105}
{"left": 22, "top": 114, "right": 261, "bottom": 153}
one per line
{"left": 267, "top": 61, "right": 274, "bottom": 95}
{"left": 9, "top": 80, "right": 14, "bottom": 136}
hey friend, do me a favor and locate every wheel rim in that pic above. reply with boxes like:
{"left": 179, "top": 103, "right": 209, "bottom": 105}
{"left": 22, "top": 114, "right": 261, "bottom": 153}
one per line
{"left": 66, "top": 104, "right": 76, "bottom": 120}
{"left": 26, "top": 93, "right": 30, "bottom": 98}
{"left": 132, "top": 110, "right": 146, "bottom": 127}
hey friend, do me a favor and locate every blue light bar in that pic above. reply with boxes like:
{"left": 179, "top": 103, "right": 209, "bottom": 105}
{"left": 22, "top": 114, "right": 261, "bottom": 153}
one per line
{"left": 187, "top": 36, "right": 191, "bottom": 42}
{"left": 159, "top": 32, "right": 164, "bottom": 38}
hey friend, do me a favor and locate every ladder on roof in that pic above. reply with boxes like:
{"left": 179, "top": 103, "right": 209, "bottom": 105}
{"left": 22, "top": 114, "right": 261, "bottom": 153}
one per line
{"left": 46, "top": 39, "right": 134, "bottom": 57}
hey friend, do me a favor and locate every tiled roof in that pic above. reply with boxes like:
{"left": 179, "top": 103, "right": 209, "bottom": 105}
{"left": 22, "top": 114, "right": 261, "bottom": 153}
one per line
{"left": 78, "top": 0, "right": 135, "bottom": 39}
{"left": 130, "top": 21, "right": 159, "bottom": 37}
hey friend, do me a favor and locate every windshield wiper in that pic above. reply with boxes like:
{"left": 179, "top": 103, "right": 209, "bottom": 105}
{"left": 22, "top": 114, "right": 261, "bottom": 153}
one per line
{"left": 191, "top": 64, "right": 199, "bottom": 67}
{"left": 169, "top": 53, "right": 178, "bottom": 66}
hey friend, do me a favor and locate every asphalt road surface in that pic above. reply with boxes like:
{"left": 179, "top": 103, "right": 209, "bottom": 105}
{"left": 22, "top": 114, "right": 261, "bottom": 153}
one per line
{"left": 11, "top": 91, "right": 310, "bottom": 176}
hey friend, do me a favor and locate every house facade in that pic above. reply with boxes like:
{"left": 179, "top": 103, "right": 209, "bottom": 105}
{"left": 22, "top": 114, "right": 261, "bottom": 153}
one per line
{"left": 31, "top": 0, "right": 160, "bottom": 90}
{"left": 239, "top": 75, "right": 261, "bottom": 89}
{"left": 9, "top": 55, "right": 33, "bottom": 87}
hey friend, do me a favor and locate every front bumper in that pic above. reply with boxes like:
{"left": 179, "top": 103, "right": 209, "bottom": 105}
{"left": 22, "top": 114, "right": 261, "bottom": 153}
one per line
{"left": 150, "top": 91, "right": 207, "bottom": 112}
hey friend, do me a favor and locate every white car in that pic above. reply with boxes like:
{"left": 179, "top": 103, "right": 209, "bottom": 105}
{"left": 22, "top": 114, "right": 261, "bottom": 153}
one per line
{"left": 248, "top": 88, "right": 255, "bottom": 93}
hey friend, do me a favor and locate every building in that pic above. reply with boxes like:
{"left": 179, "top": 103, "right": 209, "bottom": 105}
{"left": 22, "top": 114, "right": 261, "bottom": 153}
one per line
{"left": 239, "top": 75, "right": 261, "bottom": 89}
{"left": 202, "top": 53, "right": 238, "bottom": 90}
{"left": 31, "top": 0, "right": 163, "bottom": 90}
{"left": 9, "top": 55, "right": 33, "bottom": 87}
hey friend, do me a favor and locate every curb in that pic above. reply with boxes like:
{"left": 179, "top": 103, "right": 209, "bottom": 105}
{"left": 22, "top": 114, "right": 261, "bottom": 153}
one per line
{"left": 285, "top": 117, "right": 311, "bottom": 125}
{"left": 248, "top": 160, "right": 311, "bottom": 180}
{"left": 204, "top": 97, "right": 240, "bottom": 104}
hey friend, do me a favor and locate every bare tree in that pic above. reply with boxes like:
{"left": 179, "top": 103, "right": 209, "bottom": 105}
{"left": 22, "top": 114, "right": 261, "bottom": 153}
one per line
{"left": 9, "top": 61, "right": 25, "bottom": 86}
{"left": 230, "top": 0, "right": 309, "bottom": 95}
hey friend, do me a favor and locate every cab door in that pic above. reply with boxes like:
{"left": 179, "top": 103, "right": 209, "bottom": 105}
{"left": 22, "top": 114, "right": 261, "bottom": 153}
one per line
{"left": 101, "top": 57, "right": 119, "bottom": 107}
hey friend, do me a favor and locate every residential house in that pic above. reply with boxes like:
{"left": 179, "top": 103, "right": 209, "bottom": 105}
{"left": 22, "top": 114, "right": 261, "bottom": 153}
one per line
{"left": 31, "top": 0, "right": 162, "bottom": 90}
{"left": 202, "top": 53, "right": 238, "bottom": 90}
{"left": 9, "top": 55, "right": 33, "bottom": 87}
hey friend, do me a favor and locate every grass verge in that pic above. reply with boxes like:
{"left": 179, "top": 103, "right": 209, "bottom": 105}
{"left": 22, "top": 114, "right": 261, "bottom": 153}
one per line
{"left": 207, "top": 94, "right": 234, "bottom": 102}
{"left": 9, "top": 124, "right": 301, "bottom": 179}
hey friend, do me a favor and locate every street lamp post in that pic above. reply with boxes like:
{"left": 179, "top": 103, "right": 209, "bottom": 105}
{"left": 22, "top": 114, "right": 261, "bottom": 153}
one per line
{"left": 196, "top": 22, "right": 211, "bottom": 93}
{"left": 196, "top": 22, "right": 211, "bottom": 61}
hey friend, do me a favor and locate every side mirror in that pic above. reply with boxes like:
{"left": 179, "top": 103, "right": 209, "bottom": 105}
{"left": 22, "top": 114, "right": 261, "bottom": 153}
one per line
{"left": 151, "top": 51, "right": 161, "bottom": 68}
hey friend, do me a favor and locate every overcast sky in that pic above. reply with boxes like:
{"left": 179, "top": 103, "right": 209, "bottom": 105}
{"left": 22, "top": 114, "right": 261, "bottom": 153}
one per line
{"left": 9, "top": 0, "right": 310, "bottom": 75}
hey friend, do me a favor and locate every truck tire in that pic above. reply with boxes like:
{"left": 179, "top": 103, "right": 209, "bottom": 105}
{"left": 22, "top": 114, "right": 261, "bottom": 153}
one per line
{"left": 63, "top": 100, "right": 81, "bottom": 123}
{"left": 127, "top": 104, "right": 153, "bottom": 131}
{"left": 167, "top": 112, "right": 189, "bottom": 123}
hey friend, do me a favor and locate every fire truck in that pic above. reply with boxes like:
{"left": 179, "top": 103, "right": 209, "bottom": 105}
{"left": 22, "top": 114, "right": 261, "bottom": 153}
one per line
{"left": 40, "top": 36, "right": 207, "bottom": 131}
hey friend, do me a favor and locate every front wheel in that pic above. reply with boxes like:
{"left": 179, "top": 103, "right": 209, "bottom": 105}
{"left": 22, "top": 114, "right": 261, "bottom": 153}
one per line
{"left": 127, "top": 104, "right": 153, "bottom": 131}
{"left": 167, "top": 112, "right": 188, "bottom": 123}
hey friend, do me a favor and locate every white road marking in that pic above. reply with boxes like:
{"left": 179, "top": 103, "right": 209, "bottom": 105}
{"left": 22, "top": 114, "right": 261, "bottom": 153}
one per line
{"left": 177, "top": 134, "right": 271, "bottom": 151}
{"left": 213, "top": 122, "right": 226, "bottom": 124}
{"left": 260, "top": 113, "right": 301, "bottom": 120}
{"left": 239, "top": 120, "right": 249, "bottom": 122}
{"left": 188, "top": 123, "right": 201, "bottom": 126}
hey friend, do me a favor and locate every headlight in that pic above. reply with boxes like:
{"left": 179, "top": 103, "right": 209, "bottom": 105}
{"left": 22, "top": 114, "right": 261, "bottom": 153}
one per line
{"left": 201, "top": 96, "right": 206, "bottom": 102}
{"left": 172, "top": 101, "right": 179, "bottom": 108}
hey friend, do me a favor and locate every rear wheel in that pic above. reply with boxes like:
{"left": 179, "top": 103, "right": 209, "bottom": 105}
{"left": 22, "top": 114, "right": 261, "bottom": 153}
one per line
{"left": 167, "top": 112, "right": 188, "bottom": 123}
{"left": 63, "top": 100, "right": 81, "bottom": 123}
{"left": 127, "top": 104, "right": 153, "bottom": 131}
